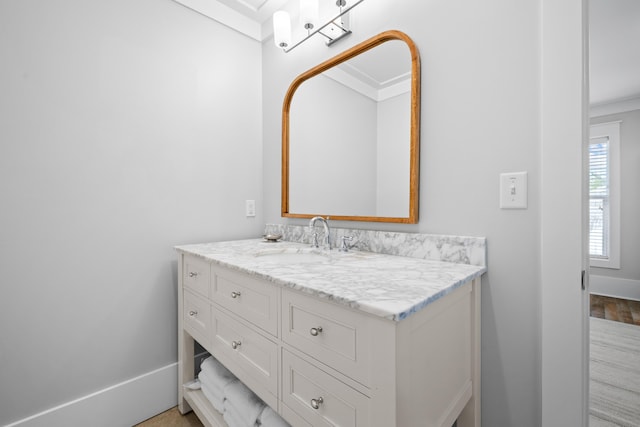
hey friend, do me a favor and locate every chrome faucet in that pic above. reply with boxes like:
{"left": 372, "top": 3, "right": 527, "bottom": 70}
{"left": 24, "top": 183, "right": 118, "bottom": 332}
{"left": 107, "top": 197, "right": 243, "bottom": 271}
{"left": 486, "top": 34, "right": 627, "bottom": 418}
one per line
{"left": 309, "top": 216, "right": 331, "bottom": 249}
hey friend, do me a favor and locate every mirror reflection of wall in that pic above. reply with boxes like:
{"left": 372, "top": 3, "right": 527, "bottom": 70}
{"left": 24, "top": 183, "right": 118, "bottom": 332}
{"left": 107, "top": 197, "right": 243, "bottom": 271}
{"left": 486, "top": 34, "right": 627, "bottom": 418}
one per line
{"left": 290, "top": 74, "right": 378, "bottom": 215}
{"left": 288, "top": 37, "right": 412, "bottom": 218}
{"left": 376, "top": 89, "right": 410, "bottom": 217}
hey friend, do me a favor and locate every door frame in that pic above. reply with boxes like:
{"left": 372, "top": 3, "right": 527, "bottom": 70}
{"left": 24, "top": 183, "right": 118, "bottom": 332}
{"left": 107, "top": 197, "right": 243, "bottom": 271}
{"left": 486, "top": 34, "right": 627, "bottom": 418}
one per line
{"left": 540, "top": 0, "right": 590, "bottom": 425}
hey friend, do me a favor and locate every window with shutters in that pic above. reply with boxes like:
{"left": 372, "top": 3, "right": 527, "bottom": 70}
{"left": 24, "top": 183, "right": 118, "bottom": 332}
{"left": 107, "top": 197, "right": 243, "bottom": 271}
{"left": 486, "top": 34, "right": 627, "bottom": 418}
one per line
{"left": 589, "top": 121, "right": 620, "bottom": 269}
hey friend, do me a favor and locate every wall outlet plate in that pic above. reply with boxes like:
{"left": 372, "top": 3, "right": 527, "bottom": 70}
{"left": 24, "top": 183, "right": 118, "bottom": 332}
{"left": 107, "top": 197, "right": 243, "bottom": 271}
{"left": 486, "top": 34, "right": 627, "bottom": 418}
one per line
{"left": 246, "top": 200, "right": 256, "bottom": 217}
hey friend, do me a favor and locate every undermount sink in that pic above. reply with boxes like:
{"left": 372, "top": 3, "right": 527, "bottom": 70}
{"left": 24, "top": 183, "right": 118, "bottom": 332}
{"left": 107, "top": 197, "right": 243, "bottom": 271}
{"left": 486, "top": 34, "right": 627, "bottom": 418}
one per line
{"left": 254, "top": 248, "right": 331, "bottom": 264}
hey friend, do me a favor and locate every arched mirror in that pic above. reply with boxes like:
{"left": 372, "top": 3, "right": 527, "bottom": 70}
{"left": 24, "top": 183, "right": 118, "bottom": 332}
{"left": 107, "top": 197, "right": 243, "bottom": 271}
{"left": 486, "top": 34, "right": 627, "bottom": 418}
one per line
{"left": 282, "top": 30, "right": 420, "bottom": 223}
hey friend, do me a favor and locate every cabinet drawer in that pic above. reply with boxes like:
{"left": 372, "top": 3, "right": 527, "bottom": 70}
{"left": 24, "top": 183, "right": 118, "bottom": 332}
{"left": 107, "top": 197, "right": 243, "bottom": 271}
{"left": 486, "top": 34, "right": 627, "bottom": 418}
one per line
{"left": 183, "top": 255, "right": 210, "bottom": 297}
{"left": 183, "top": 290, "right": 211, "bottom": 347}
{"left": 211, "top": 308, "right": 278, "bottom": 399}
{"left": 282, "top": 290, "right": 373, "bottom": 386}
{"left": 282, "top": 350, "right": 370, "bottom": 427}
{"left": 212, "top": 266, "right": 278, "bottom": 337}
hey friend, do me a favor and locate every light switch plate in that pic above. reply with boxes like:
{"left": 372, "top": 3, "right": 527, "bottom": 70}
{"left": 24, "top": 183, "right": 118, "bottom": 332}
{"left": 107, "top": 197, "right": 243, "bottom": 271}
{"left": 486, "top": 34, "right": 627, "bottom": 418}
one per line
{"left": 500, "top": 172, "right": 528, "bottom": 209}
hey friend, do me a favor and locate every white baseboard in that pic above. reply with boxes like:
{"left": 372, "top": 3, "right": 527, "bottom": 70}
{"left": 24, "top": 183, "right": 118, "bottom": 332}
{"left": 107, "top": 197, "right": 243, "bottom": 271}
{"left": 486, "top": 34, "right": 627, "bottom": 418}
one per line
{"left": 590, "top": 275, "right": 640, "bottom": 301}
{"left": 6, "top": 363, "right": 178, "bottom": 427}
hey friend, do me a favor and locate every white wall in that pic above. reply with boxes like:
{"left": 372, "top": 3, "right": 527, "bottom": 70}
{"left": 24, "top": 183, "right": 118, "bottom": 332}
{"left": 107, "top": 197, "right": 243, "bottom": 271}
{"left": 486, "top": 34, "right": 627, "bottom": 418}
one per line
{"left": 0, "top": 0, "right": 262, "bottom": 425}
{"left": 376, "top": 92, "right": 410, "bottom": 217}
{"left": 289, "top": 75, "right": 377, "bottom": 215}
{"left": 263, "top": 0, "right": 543, "bottom": 425}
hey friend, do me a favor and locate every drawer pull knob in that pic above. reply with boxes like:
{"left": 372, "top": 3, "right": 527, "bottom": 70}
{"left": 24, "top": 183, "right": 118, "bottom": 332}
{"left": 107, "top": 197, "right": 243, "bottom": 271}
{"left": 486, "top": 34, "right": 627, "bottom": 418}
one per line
{"left": 188, "top": 272, "right": 198, "bottom": 278}
{"left": 309, "top": 327, "right": 323, "bottom": 336}
{"left": 189, "top": 310, "right": 198, "bottom": 317}
{"left": 231, "top": 291, "right": 241, "bottom": 299}
{"left": 231, "top": 340, "right": 241, "bottom": 349}
{"left": 310, "top": 397, "right": 324, "bottom": 410}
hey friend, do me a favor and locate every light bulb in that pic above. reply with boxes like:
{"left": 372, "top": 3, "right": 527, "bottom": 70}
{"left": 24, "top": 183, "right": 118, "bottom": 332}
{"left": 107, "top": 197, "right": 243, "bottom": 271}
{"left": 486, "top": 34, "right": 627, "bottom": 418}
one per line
{"left": 273, "top": 10, "right": 292, "bottom": 48}
{"left": 300, "top": 0, "right": 319, "bottom": 30}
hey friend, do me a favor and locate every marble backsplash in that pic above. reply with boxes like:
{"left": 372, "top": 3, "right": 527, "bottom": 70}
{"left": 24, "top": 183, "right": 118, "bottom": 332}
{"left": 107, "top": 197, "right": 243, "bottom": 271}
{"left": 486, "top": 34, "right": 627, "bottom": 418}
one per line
{"left": 264, "top": 224, "right": 486, "bottom": 268}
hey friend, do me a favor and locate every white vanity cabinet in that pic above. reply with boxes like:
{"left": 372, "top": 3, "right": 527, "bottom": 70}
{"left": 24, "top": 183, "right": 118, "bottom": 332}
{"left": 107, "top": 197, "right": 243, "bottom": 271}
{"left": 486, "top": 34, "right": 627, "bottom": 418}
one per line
{"left": 177, "top": 249, "right": 481, "bottom": 427}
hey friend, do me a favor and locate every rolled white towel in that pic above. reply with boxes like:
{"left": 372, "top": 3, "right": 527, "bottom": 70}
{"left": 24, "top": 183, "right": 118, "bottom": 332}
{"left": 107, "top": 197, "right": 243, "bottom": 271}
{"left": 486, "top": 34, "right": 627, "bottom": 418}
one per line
{"left": 199, "top": 357, "right": 236, "bottom": 393}
{"left": 200, "top": 356, "right": 235, "bottom": 381}
{"left": 198, "top": 368, "right": 234, "bottom": 396}
{"left": 223, "top": 406, "right": 258, "bottom": 427}
{"left": 259, "top": 406, "right": 291, "bottom": 427}
{"left": 201, "top": 380, "right": 225, "bottom": 413}
{"left": 201, "top": 356, "right": 223, "bottom": 372}
{"left": 223, "top": 380, "right": 265, "bottom": 426}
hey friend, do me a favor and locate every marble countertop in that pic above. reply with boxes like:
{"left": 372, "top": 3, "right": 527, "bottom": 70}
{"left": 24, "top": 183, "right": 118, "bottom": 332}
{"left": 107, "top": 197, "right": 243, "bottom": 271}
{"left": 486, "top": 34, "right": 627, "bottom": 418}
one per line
{"left": 175, "top": 239, "right": 486, "bottom": 321}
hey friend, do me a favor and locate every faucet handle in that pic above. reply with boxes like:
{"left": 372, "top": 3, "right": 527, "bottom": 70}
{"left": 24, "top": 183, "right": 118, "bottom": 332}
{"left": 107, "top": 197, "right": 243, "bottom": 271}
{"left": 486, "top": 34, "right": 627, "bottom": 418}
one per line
{"left": 339, "top": 235, "right": 355, "bottom": 252}
{"left": 311, "top": 231, "right": 320, "bottom": 248}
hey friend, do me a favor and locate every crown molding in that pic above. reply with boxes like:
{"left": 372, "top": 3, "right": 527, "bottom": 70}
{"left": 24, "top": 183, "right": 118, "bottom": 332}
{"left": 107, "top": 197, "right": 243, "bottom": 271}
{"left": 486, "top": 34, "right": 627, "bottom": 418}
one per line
{"left": 323, "top": 67, "right": 410, "bottom": 102}
{"left": 172, "top": 0, "right": 263, "bottom": 41}
{"left": 590, "top": 95, "right": 640, "bottom": 117}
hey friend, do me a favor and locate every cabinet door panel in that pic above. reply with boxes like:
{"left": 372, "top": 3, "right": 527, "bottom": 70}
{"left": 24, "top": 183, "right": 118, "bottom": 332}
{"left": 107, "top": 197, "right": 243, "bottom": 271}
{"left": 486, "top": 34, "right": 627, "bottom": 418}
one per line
{"left": 183, "top": 290, "right": 211, "bottom": 347}
{"left": 282, "top": 290, "right": 374, "bottom": 386}
{"left": 212, "top": 266, "right": 278, "bottom": 337}
{"left": 183, "top": 255, "right": 210, "bottom": 297}
{"left": 211, "top": 307, "right": 278, "bottom": 399}
{"left": 282, "top": 350, "right": 370, "bottom": 427}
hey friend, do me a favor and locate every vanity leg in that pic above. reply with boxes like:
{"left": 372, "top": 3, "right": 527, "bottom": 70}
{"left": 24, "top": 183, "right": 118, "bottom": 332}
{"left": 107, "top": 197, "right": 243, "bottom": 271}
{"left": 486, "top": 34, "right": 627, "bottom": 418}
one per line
{"left": 178, "top": 330, "right": 195, "bottom": 414}
{"left": 457, "top": 277, "right": 481, "bottom": 427}
{"left": 177, "top": 256, "right": 194, "bottom": 415}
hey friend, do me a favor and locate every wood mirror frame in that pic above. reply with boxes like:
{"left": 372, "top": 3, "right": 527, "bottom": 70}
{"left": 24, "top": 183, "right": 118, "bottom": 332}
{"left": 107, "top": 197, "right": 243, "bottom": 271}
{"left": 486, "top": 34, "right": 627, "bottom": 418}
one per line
{"left": 281, "top": 30, "right": 421, "bottom": 223}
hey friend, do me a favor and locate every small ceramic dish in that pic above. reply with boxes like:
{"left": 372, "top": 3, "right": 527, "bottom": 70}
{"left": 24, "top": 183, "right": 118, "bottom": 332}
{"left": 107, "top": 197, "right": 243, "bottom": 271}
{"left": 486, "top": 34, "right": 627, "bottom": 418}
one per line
{"left": 262, "top": 233, "right": 283, "bottom": 242}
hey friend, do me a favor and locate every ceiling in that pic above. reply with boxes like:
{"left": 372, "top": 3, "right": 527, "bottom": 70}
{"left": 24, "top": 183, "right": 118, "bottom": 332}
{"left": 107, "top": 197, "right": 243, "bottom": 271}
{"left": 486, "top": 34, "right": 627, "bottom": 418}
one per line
{"left": 212, "top": 0, "right": 285, "bottom": 24}
{"left": 171, "top": 0, "right": 286, "bottom": 40}
{"left": 173, "top": 0, "right": 640, "bottom": 107}
{"left": 589, "top": 0, "right": 640, "bottom": 106}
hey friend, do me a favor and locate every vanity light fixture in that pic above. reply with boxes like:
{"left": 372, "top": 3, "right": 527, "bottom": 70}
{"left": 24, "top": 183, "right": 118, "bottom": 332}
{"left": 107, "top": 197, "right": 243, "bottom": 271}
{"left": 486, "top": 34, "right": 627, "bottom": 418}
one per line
{"left": 273, "top": 0, "right": 365, "bottom": 53}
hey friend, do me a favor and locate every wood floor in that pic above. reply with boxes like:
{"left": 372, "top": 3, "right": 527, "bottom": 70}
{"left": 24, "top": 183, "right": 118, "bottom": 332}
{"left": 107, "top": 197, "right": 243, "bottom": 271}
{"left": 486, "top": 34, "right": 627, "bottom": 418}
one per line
{"left": 590, "top": 294, "right": 640, "bottom": 326}
{"left": 135, "top": 294, "right": 638, "bottom": 427}
{"left": 134, "top": 407, "right": 203, "bottom": 427}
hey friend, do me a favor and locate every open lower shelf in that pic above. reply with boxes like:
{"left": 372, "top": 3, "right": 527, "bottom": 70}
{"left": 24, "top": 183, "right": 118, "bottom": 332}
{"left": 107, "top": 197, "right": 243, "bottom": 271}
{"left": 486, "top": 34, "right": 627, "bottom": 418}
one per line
{"left": 183, "top": 388, "right": 228, "bottom": 427}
